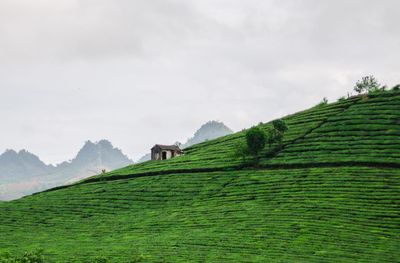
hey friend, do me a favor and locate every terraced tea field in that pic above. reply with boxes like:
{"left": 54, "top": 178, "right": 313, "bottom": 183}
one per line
{"left": 0, "top": 91, "right": 399, "bottom": 262}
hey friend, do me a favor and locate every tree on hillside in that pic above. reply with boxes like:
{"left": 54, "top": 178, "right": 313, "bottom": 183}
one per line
{"left": 245, "top": 126, "right": 267, "bottom": 163}
{"left": 234, "top": 141, "right": 250, "bottom": 163}
{"left": 272, "top": 119, "right": 288, "bottom": 133}
{"left": 354, "top": 75, "right": 381, "bottom": 94}
{"left": 235, "top": 120, "right": 288, "bottom": 164}
{"left": 267, "top": 129, "right": 282, "bottom": 148}
{"left": 267, "top": 119, "right": 288, "bottom": 155}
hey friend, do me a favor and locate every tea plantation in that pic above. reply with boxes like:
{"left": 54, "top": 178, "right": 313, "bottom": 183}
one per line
{"left": 0, "top": 91, "right": 399, "bottom": 262}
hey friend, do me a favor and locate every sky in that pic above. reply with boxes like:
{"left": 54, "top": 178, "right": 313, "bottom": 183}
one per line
{"left": 0, "top": 0, "right": 399, "bottom": 164}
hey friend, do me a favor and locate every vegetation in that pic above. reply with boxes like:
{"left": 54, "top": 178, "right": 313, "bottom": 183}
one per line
{"left": 233, "top": 141, "right": 249, "bottom": 163}
{"left": 267, "top": 119, "right": 288, "bottom": 147}
{"left": 0, "top": 251, "right": 145, "bottom": 263}
{"left": 354, "top": 75, "right": 381, "bottom": 94}
{"left": 235, "top": 119, "right": 288, "bottom": 163}
{"left": 0, "top": 250, "right": 44, "bottom": 263}
{"left": 245, "top": 126, "right": 267, "bottom": 162}
{"left": 0, "top": 89, "right": 399, "bottom": 262}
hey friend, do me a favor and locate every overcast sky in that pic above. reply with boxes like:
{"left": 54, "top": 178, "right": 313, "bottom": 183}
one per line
{"left": 0, "top": 0, "right": 399, "bottom": 164}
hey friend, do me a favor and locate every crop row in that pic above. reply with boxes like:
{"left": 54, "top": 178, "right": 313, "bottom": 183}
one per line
{"left": 1, "top": 166, "right": 399, "bottom": 262}
{"left": 269, "top": 93, "right": 400, "bottom": 165}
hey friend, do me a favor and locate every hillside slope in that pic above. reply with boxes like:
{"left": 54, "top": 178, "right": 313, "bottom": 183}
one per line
{"left": 0, "top": 91, "right": 399, "bottom": 262}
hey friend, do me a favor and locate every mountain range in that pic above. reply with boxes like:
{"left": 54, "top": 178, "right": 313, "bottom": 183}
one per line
{"left": 0, "top": 121, "right": 233, "bottom": 200}
{"left": 0, "top": 140, "right": 133, "bottom": 200}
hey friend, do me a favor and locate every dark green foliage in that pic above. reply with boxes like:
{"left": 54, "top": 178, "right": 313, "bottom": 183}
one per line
{"left": 267, "top": 128, "right": 281, "bottom": 147}
{"left": 235, "top": 120, "right": 287, "bottom": 164}
{"left": 267, "top": 119, "right": 287, "bottom": 150}
{"left": 245, "top": 126, "right": 267, "bottom": 161}
{"left": 272, "top": 119, "right": 288, "bottom": 133}
{"left": 0, "top": 250, "right": 44, "bottom": 263}
{"left": 233, "top": 141, "right": 249, "bottom": 162}
{"left": 354, "top": 75, "right": 381, "bottom": 94}
{"left": 392, "top": 84, "right": 400, "bottom": 91}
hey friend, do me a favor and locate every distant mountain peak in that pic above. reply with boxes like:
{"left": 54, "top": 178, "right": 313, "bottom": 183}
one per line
{"left": 2, "top": 149, "right": 18, "bottom": 157}
{"left": 183, "top": 120, "right": 233, "bottom": 148}
{"left": 81, "top": 140, "right": 113, "bottom": 150}
{"left": 71, "top": 139, "right": 132, "bottom": 169}
{"left": 98, "top": 139, "right": 113, "bottom": 148}
{"left": 0, "top": 148, "right": 51, "bottom": 183}
{"left": 1, "top": 149, "right": 42, "bottom": 161}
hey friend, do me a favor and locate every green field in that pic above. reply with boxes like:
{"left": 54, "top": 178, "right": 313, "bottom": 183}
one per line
{"left": 1, "top": 91, "right": 399, "bottom": 262}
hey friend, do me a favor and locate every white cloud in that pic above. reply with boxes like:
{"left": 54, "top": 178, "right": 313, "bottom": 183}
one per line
{"left": 0, "top": 0, "right": 399, "bottom": 163}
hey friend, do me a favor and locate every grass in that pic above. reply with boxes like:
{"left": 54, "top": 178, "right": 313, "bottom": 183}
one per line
{"left": 0, "top": 90, "right": 399, "bottom": 262}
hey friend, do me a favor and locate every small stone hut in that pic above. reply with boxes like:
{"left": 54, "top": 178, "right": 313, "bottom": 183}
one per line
{"left": 151, "top": 144, "right": 182, "bottom": 161}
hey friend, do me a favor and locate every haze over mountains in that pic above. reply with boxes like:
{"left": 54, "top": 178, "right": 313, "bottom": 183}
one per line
{"left": 182, "top": 121, "right": 233, "bottom": 148}
{"left": 0, "top": 121, "right": 233, "bottom": 200}
{"left": 0, "top": 140, "right": 133, "bottom": 200}
{"left": 0, "top": 149, "right": 53, "bottom": 180}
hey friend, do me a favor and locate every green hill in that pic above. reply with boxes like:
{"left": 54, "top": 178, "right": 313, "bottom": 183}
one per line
{"left": 0, "top": 91, "right": 399, "bottom": 262}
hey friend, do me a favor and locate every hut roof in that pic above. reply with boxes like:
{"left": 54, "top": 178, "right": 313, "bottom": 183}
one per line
{"left": 151, "top": 144, "right": 182, "bottom": 151}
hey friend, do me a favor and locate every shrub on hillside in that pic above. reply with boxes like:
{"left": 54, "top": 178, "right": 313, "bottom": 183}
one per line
{"left": 235, "top": 119, "right": 288, "bottom": 164}
{"left": 234, "top": 141, "right": 250, "bottom": 163}
{"left": 245, "top": 126, "right": 267, "bottom": 163}
{"left": 267, "top": 119, "right": 287, "bottom": 147}
{"left": 267, "top": 129, "right": 282, "bottom": 148}
{"left": 272, "top": 119, "right": 288, "bottom": 133}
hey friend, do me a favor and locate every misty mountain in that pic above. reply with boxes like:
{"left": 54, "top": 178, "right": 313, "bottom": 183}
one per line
{"left": 137, "top": 121, "right": 233, "bottom": 163}
{"left": 182, "top": 121, "right": 233, "bottom": 148}
{"left": 56, "top": 140, "right": 132, "bottom": 181}
{"left": 0, "top": 150, "right": 54, "bottom": 182}
{"left": 0, "top": 140, "right": 133, "bottom": 200}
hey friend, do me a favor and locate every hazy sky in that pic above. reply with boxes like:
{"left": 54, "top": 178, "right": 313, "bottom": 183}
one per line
{"left": 1, "top": 0, "right": 399, "bottom": 164}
